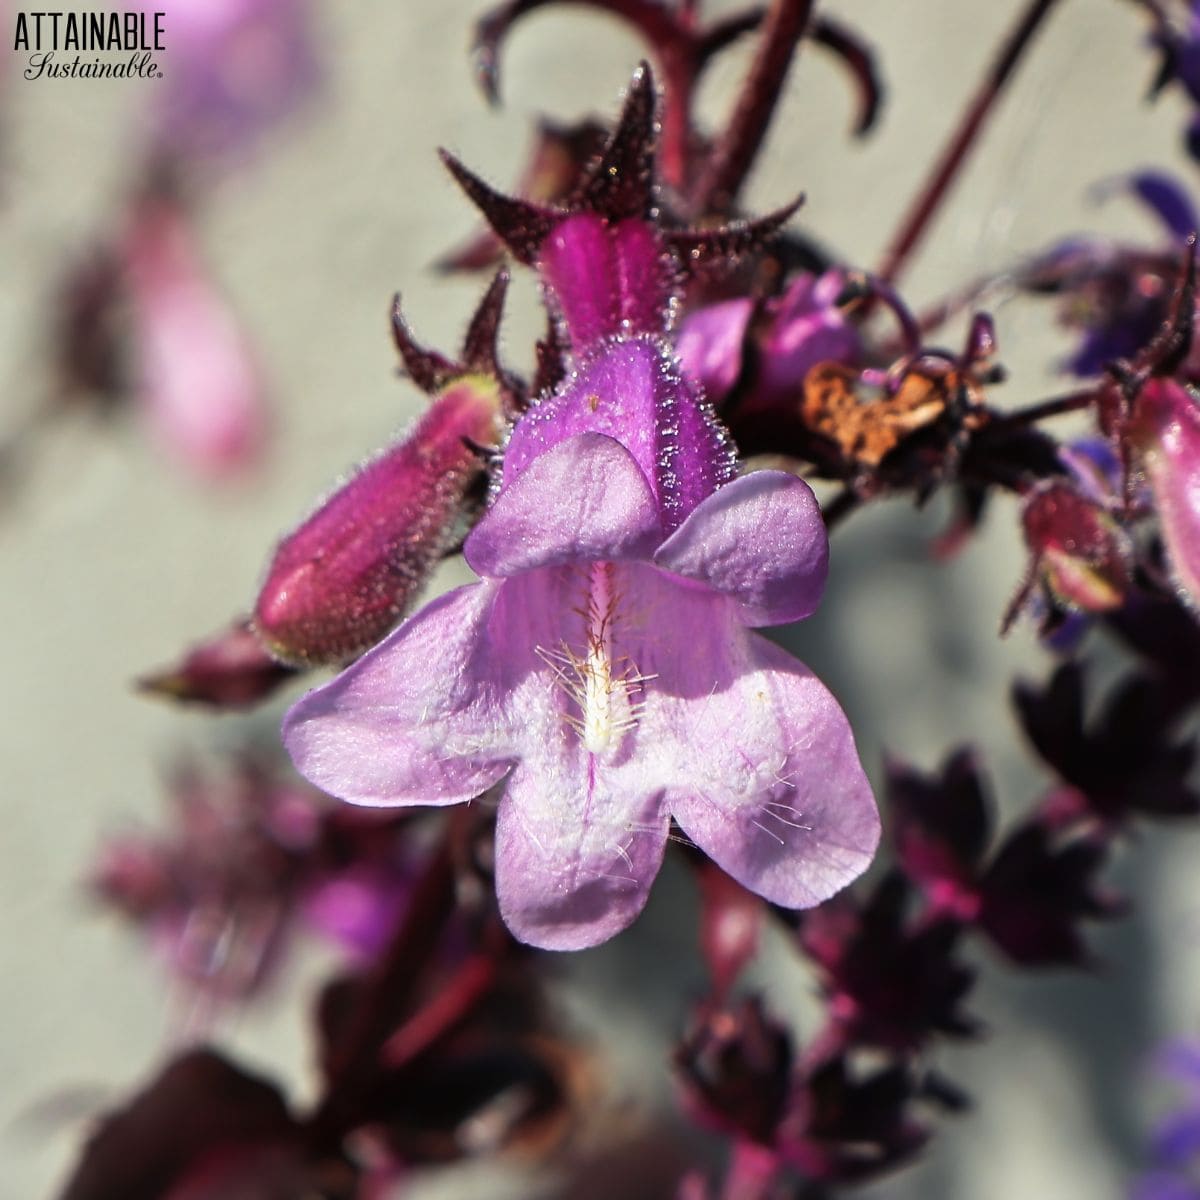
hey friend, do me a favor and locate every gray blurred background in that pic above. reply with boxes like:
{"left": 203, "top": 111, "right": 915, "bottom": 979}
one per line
{"left": 4, "top": 0, "right": 1200, "bottom": 1196}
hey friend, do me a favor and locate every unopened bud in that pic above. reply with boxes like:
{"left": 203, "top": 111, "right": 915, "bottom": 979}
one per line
{"left": 124, "top": 197, "right": 268, "bottom": 478}
{"left": 1022, "top": 481, "right": 1132, "bottom": 613}
{"left": 138, "top": 618, "right": 297, "bottom": 708}
{"left": 674, "top": 997, "right": 792, "bottom": 1144}
{"left": 254, "top": 376, "right": 503, "bottom": 665}
{"left": 1132, "top": 378, "right": 1200, "bottom": 610}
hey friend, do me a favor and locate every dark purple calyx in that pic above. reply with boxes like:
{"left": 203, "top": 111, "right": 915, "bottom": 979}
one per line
{"left": 439, "top": 63, "right": 802, "bottom": 356}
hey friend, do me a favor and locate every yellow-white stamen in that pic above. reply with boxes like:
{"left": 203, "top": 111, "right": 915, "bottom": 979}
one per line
{"left": 535, "top": 562, "right": 655, "bottom": 755}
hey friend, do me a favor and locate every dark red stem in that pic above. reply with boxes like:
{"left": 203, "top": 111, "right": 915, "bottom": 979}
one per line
{"left": 659, "top": 43, "right": 699, "bottom": 192}
{"left": 877, "top": 0, "right": 1062, "bottom": 285}
{"left": 307, "top": 820, "right": 460, "bottom": 1142}
{"left": 692, "top": 0, "right": 816, "bottom": 214}
{"left": 821, "top": 486, "right": 862, "bottom": 531}
{"left": 988, "top": 388, "right": 1099, "bottom": 429}
{"left": 380, "top": 954, "right": 499, "bottom": 1070}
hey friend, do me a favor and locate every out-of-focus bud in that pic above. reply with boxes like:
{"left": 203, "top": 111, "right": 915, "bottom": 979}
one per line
{"left": 124, "top": 196, "right": 269, "bottom": 478}
{"left": 137, "top": 618, "right": 298, "bottom": 708}
{"left": 755, "top": 271, "right": 862, "bottom": 410}
{"left": 1132, "top": 378, "right": 1200, "bottom": 610}
{"left": 675, "top": 297, "right": 754, "bottom": 406}
{"left": 255, "top": 374, "right": 504, "bottom": 665}
{"left": 136, "top": 0, "right": 320, "bottom": 168}
{"left": 1020, "top": 480, "right": 1133, "bottom": 614}
{"left": 676, "top": 271, "right": 860, "bottom": 416}
{"left": 674, "top": 997, "right": 793, "bottom": 1145}
{"left": 695, "top": 861, "right": 762, "bottom": 1000}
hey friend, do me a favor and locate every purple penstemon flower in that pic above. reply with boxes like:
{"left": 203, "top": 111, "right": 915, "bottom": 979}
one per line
{"left": 284, "top": 426, "right": 878, "bottom": 950}
{"left": 136, "top": 0, "right": 320, "bottom": 167}
{"left": 282, "top": 66, "right": 878, "bottom": 950}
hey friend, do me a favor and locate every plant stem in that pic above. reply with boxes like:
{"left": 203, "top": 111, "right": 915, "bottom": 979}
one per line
{"left": 989, "top": 387, "right": 1098, "bottom": 429}
{"left": 380, "top": 954, "right": 498, "bottom": 1070}
{"left": 877, "top": 0, "right": 1062, "bottom": 285}
{"left": 821, "top": 485, "right": 862, "bottom": 531}
{"left": 659, "top": 44, "right": 698, "bottom": 193}
{"left": 306, "top": 819, "right": 459, "bottom": 1144}
{"left": 692, "top": 0, "right": 816, "bottom": 214}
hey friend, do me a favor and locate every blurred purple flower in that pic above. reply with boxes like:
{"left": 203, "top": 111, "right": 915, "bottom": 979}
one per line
{"left": 754, "top": 271, "right": 862, "bottom": 409}
{"left": 284, "top": 432, "right": 878, "bottom": 950}
{"left": 1146, "top": 3, "right": 1200, "bottom": 161}
{"left": 675, "top": 297, "right": 755, "bottom": 407}
{"left": 1153, "top": 1043, "right": 1200, "bottom": 1160}
{"left": 300, "top": 866, "right": 410, "bottom": 959}
{"left": 1133, "top": 1040, "right": 1200, "bottom": 1200}
{"left": 138, "top": 0, "right": 320, "bottom": 166}
{"left": 1134, "top": 1172, "right": 1200, "bottom": 1200}
{"left": 676, "top": 270, "right": 860, "bottom": 413}
{"left": 123, "top": 195, "right": 268, "bottom": 478}
{"left": 1092, "top": 172, "right": 1200, "bottom": 244}
{"left": 93, "top": 755, "right": 420, "bottom": 1005}
{"left": 1058, "top": 436, "right": 1124, "bottom": 502}
{"left": 1021, "top": 171, "right": 1197, "bottom": 379}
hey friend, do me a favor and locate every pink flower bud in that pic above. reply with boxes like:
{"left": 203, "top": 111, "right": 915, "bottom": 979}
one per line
{"left": 124, "top": 198, "right": 268, "bottom": 478}
{"left": 136, "top": 0, "right": 320, "bottom": 166}
{"left": 254, "top": 376, "right": 503, "bottom": 665}
{"left": 1133, "top": 378, "right": 1200, "bottom": 610}
{"left": 1021, "top": 480, "right": 1132, "bottom": 613}
{"left": 138, "top": 619, "right": 297, "bottom": 708}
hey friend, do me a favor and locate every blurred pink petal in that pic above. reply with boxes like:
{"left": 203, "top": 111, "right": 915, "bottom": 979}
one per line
{"left": 123, "top": 197, "right": 268, "bottom": 478}
{"left": 138, "top": 0, "right": 319, "bottom": 164}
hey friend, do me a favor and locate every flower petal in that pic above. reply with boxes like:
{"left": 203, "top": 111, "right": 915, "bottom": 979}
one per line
{"left": 493, "top": 748, "right": 670, "bottom": 950}
{"left": 500, "top": 336, "right": 736, "bottom": 531}
{"left": 282, "top": 583, "right": 514, "bottom": 807}
{"left": 676, "top": 297, "right": 754, "bottom": 405}
{"left": 1116, "top": 171, "right": 1199, "bottom": 243}
{"left": 653, "top": 471, "right": 828, "bottom": 625}
{"left": 662, "top": 632, "right": 878, "bottom": 908}
{"left": 751, "top": 270, "right": 861, "bottom": 411}
{"left": 465, "top": 432, "right": 662, "bottom": 577}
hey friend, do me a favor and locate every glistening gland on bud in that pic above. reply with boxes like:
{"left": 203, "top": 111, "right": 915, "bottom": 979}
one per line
{"left": 254, "top": 373, "right": 503, "bottom": 666}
